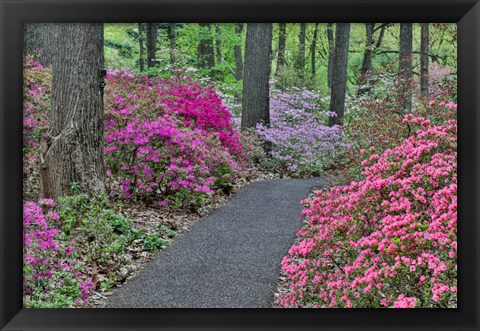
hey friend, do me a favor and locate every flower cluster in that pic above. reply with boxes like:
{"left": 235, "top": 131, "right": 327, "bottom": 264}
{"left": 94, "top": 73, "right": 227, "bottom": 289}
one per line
{"left": 256, "top": 87, "right": 349, "bottom": 176}
{"left": 23, "top": 57, "right": 51, "bottom": 200}
{"left": 277, "top": 113, "right": 457, "bottom": 308}
{"left": 103, "top": 70, "right": 245, "bottom": 207}
{"left": 331, "top": 69, "right": 458, "bottom": 186}
{"left": 23, "top": 199, "right": 94, "bottom": 307}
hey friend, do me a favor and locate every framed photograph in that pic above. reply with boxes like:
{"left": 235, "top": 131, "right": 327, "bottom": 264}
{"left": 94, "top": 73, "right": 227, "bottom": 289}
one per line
{"left": 1, "top": 0, "right": 479, "bottom": 330}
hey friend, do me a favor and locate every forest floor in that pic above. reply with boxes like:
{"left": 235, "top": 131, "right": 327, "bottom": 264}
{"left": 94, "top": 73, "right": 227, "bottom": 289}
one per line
{"left": 98, "top": 177, "right": 323, "bottom": 308}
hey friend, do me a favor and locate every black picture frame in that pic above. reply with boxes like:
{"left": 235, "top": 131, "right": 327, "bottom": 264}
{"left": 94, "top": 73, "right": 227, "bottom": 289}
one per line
{"left": 1, "top": 0, "right": 478, "bottom": 330}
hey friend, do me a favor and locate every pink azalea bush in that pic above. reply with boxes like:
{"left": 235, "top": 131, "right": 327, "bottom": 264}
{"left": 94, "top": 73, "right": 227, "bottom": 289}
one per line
{"left": 23, "top": 199, "right": 94, "bottom": 307}
{"left": 415, "top": 62, "right": 454, "bottom": 98}
{"left": 330, "top": 67, "right": 457, "bottom": 186}
{"left": 22, "top": 62, "right": 246, "bottom": 207}
{"left": 103, "top": 70, "right": 245, "bottom": 207}
{"left": 23, "top": 57, "right": 51, "bottom": 200}
{"left": 256, "top": 87, "right": 349, "bottom": 176}
{"left": 278, "top": 110, "right": 457, "bottom": 308}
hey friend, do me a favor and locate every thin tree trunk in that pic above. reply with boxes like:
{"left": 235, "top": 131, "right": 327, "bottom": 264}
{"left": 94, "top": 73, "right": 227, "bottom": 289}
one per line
{"left": 234, "top": 23, "right": 244, "bottom": 81}
{"left": 24, "top": 23, "right": 54, "bottom": 67}
{"left": 147, "top": 23, "right": 158, "bottom": 69}
{"left": 297, "top": 23, "right": 306, "bottom": 76}
{"left": 197, "top": 23, "right": 215, "bottom": 70}
{"left": 275, "top": 23, "right": 286, "bottom": 76}
{"left": 241, "top": 23, "right": 273, "bottom": 130}
{"left": 169, "top": 23, "right": 176, "bottom": 66}
{"left": 357, "top": 23, "right": 375, "bottom": 96}
{"left": 420, "top": 23, "right": 429, "bottom": 96}
{"left": 138, "top": 23, "right": 145, "bottom": 72}
{"left": 328, "top": 23, "right": 350, "bottom": 127}
{"left": 311, "top": 23, "right": 319, "bottom": 81}
{"left": 327, "top": 23, "right": 335, "bottom": 90}
{"left": 375, "top": 24, "right": 387, "bottom": 49}
{"left": 215, "top": 24, "right": 224, "bottom": 80}
{"left": 40, "top": 23, "right": 106, "bottom": 198}
{"left": 399, "top": 23, "right": 413, "bottom": 112}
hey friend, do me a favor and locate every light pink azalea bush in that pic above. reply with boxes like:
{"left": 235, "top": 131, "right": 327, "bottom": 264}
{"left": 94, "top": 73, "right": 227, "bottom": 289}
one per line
{"left": 103, "top": 70, "right": 245, "bottom": 208}
{"left": 278, "top": 111, "right": 457, "bottom": 308}
{"left": 23, "top": 199, "right": 94, "bottom": 307}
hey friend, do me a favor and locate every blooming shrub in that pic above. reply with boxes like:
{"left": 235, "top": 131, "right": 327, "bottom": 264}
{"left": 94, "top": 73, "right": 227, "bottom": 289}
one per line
{"left": 415, "top": 62, "right": 455, "bottom": 98}
{"left": 21, "top": 62, "right": 246, "bottom": 207}
{"left": 23, "top": 199, "right": 94, "bottom": 307}
{"left": 256, "top": 87, "right": 349, "bottom": 176}
{"left": 23, "top": 57, "right": 51, "bottom": 200}
{"left": 277, "top": 114, "right": 457, "bottom": 308}
{"left": 330, "top": 68, "right": 457, "bottom": 186}
{"left": 103, "top": 70, "right": 245, "bottom": 208}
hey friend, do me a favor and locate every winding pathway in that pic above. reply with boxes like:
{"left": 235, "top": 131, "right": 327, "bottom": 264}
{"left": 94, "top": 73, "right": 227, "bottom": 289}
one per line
{"left": 107, "top": 177, "right": 323, "bottom": 308}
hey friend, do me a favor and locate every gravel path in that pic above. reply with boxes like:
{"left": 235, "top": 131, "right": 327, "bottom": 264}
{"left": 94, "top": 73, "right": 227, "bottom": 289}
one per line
{"left": 106, "top": 177, "right": 323, "bottom": 308}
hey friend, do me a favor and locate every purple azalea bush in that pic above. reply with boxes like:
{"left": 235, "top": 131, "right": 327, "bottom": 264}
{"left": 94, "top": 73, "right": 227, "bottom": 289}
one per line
{"left": 256, "top": 87, "right": 349, "bottom": 176}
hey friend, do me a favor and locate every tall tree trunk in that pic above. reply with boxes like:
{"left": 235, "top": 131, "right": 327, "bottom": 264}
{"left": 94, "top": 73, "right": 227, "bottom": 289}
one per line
{"left": 24, "top": 23, "right": 54, "bottom": 67}
{"left": 241, "top": 23, "right": 273, "bottom": 130}
{"left": 297, "top": 23, "right": 306, "bottom": 76}
{"left": 169, "top": 23, "right": 176, "bottom": 67}
{"left": 311, "top": 23, "right": 319, "bottom": 81}
{"left": 138, "top": 23, "right": 145, "bottom": 72}
{"left": 375, "top": 23, "right": 387, "bottom": 49}
{"left": 197, "top": 23, "right": 215, "bottom": 70}
{"left": 327, "top": 23, "right": 335, "bottom": 90}
{"left": 275, "top": 23, "right": 286, "bottom": 76}
{"left": 328, "top": 23, "right": 350, "bottom": 127}
{"left": 357, "top": 23, "right": 375, "bottom": 96}
{"left": 399, "top": 23, "right": 413, "bottom": 112}
{"left": 420, "top": 23, "right": 430, "bottom": 96}
{"left": 234, "top": 23, "right": 244, "bottom": 81}
{"left": 215, "top": 24, "right": 224, "bottom": 80}
{"left": 147, "top": 23, "right": 158, "bottom": 69}
{"left": 40, "top": 23, "right": 106, "bottom": 198}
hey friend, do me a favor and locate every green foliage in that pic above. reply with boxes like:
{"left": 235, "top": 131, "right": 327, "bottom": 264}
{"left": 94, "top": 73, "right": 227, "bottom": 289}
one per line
{"left": 57, "top": 192, "right": 168, "bottom": 280}
{"left": 142, "top": 235, "right": 168, "bottom": 250}
{"left": 158, "top": 224, "right": 177, "bottom": 238}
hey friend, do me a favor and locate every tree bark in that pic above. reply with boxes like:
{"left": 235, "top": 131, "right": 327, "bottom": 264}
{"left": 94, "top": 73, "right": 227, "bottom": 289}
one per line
{"left": 399, "top": 23, "right": 413, "bottom": 112}
{"left": 357, "top": 23, "right": 375, "bottom": 96}
{"left": 24, "top": 23, "right": 55, "bottom": 67}
{"left": 275, "top": 23, "right": 286, "bottom": 76}
{"left": 197, "top": 23, "right": 215, "bottom": 70}
{"left": 327, "top": 23, "right": 335, "bottom": 90}
{"left": 147, "top": 23, "right": 158, "bottom": 69}
{"left": 328, "top": 23, "right": 350, "bottom": 127}
{"left": 297, "top": 23, "right": 306, "bottom": 75}
{"left": 138, "top": 23, "right": 145, "bottom": 72}
{"left": 234, "top": 23, "right": 244, "bottom": 81}
{"left": 169, "top": 23, "right": 176, "bottom": 66}
{"left": 40, "top": 23, "right": 106, "bottom": 198}
{"left": 311, "top": 23, "right": 319, "bottom": 81}
{"left": 241, "top": 23, "right": 273, "bottom": 130}
{"left": 420, "top": 23, "right": 429, "bottom": 96}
